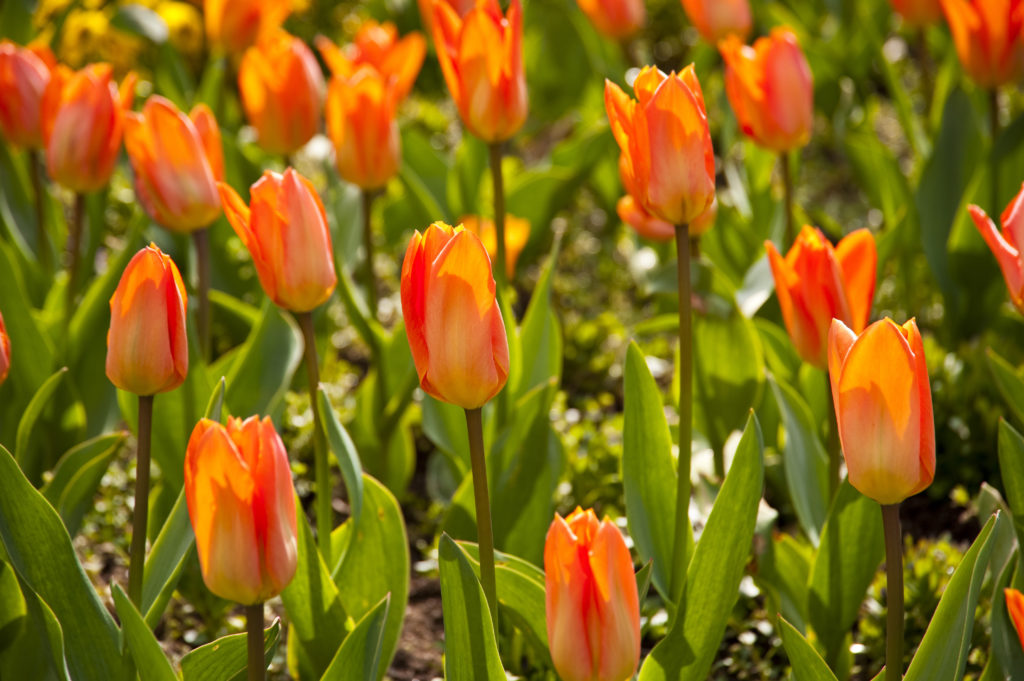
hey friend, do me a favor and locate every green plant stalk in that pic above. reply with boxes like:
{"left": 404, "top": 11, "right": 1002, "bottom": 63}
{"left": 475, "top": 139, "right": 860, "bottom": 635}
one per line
{"left": 669, "top": 223, "right": 693, "bottom": 605}
{"left": 362, "top": 189, "right": 378, "bottom": 319}
{"left": 65, "top": 192, "right": 86, "bottom": 331}
{"left": 488, "top": 142, "right": 507, "bottom": 290}
{"left": 465, "top": 407, "right": 498, "bottom": 632}
{"left": 882, "top": 503, "right": 904, "bottom": 681}
{"left": 128, "top": 394, "right": 154, "bottom": 608}
{"left": 193, "top": 227, "right": 212, "bottom": 362}
{"left": 246, "top": 603, "right": 264, "bottom": 681}
{"left": 825, "top": 372, "right": 841, "bottom": 500}
{"left": 29, "top": 150, "right": 51, "bottom": 270}
{"left": 298, "top": 311, "right": 332, "bottom": 564}
{"left": 991, "top": 87, "right": 1001, "bottom": 215}
{"left": 781, "top": 151, "right": 795, "bottom": 248}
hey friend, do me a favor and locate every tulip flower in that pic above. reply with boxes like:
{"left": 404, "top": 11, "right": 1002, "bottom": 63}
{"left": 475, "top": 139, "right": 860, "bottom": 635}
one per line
{"left": 968, "top": 189, "right": 1024, "bottom": 314}
{"left": 430, "top": 0, "right": 528, "bottom": 143}
{"left": 419, "top": 0, "right": 476, "bottom": 33}
{"left": 545, "top": 508, "right": 641, "bottom": 681}
{"left": 460, "top": 214, "right": 530, "bottom": 278}
{"left": 219, "top": 168, "right": 337, "bottom": 313}
{"left": 766, "top": 226, "right": 877, "bottom": 368}
{"left": 605, "top": 65, "right": 715, "bottom": 227}
{"left": 0, "top": 309, "right": 10, "bottom": 387}
{"left": 204, "top": 0, "right": 290, "bottom": 55}
{"left": 316, "top": 21, "right": 426, "bottom": 101}
{"left": 1006, "top": 588, "right": 1024, "bottom": 651}
{"left": 827, "top": 318, "right": 935, "bottom": 506}
{"left": 0, "top": 41, "right": 56, "bottom": 149}
{"left": 681, "top": 0, "right": 752, "bottom": 43}
{"left": 238, "top": 31, "right": 324, "bottom": 156}
{"left": 325, "top": 66, "right": 401, "bottom": 191}
{"left": 719, "top": 28, "right": 814, "bottom": 153}
{"left": 940, "top": 0, "right": 1024, "bottom": 89}
{"left": 576, "top": 0, "right": 646, "bottom": 40}
{"left": 185, "top": 416, "right": 298, "bottom": 605}
{"left": 890, "top": 0, "right": 944, "bottom": 26}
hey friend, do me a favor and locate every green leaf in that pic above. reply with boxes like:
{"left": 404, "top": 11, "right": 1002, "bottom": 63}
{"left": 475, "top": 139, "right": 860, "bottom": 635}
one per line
{"left": 111, "top": 584, "right": 177, "bottom": 681}
{"left": 0, "top": 572, "right": 68, "bottom": 681}
{"left": 755, "top": 533, "right": 813, "bottom": 635}
{"left": 318, "top": 387, "right": 364, "bottom": 525}
{"left": 15, "top": 367, "right": 67, "bottom": 482}
{"left": 224, "top": 299, "right": 303, "bottom": 418}
{"left": 989, "top": 555, "right": 1024, "bottom": 680}
{"left": 438, "top": 534, "right": 506, "bottom": 681}
{"left": 989, "top": 350, "right": 1024, "bottom": 429}
{"left": 514, "top": 244, "right": 562, "bottom": 399}
{"left": 205, "top": 376, "right": 226, "bottom": 423}
{"left": 142, "top": 488, "right": 194, "bottom": 628}
{"left": 779, "top": 617, "right": 839, "bottom": 681}
{"left": 447, "top": 136, "right": 488, "bottom": 219}
{"left": 42, "top": 432, "right": 125, "bottom": 535}
{"left": 181, "top": 618, "right": 281, "bottom": 681}
{"left": 321, "top": 595, "right": 391, "bottom": 681}
{"left": 997, "top": 419, "right": 1024, "bottom": 549}
{"left": 638, "top": 413, "right": 764, "bottom": 681}
{"left": 0, "top": 558, "right": 25, "bottom": 653}
{"left": 622, "top": 342, "right": 679, "bottom": 603}
{"left": 903, "top": 512, "right": 1000, "bottom": 681}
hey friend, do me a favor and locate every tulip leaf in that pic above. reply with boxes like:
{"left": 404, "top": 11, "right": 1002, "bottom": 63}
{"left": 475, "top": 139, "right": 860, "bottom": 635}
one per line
{"left": 515, "top": 243, "right": 562, "bottom": 399}
{"left": 224, "top": 299, "right": 303, "bottom": 419}
{"left": 636, "top": 559, "right": 654, "bottom": 604}
{"left": 318, "top": 387, "right": 364, "bottom": 526}
{"left": 438, "top": 534, "right": 506, "bottom": 681}
{"left": 623, "top": 341, "right": 680, "bottom": 604}
{"left": 447, "top": 135, "right": 488, "bottom": 220}
{"left": 422, "top": 395, "right": 472, "bottom": 476}
{"left": 638, "top": 412, "right": 764, "bottom": 681}
{"left": 204, "top": 376, "right": 226, "bottom": 423}
{"left": 14, "top": 366, "right": 67, "bottom": 483}
{"left": 111, "top": 584, "right": 177, "bottom": 681}
{"left": 755, "top": 532, "right": 813, "bottom": 635}
{"left": 142, "top": 488, "right": 194, "bottom": 629}
{"left": 0, "top": 444, "right": 129, "bottom": 681}
{"left": 903, "top": 511, "right": 1000, "bottom": 681}
{"left": 988, "top": 350, "right": 1024, "bottom": 429}
{"left": 180, "top": 617, "right": 281, "bottom": 681}
{"left": 0, "top": 571, "right": 68, "bottom": 681}
{"left": 321, "top": 595, "right": 390, "bottom": 681}
{"left": 778, "top": 617, "right": 839, "bottom": 681}
{"left": 998, "top": 420, "right": 1024, "bottom": 548}
{"left": 42, "top": 432, "right": 125, "bottom": 536}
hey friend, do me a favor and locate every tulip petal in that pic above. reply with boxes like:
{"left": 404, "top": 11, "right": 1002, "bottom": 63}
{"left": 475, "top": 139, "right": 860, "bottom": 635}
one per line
{"left": 902, "top": 319, "right": 936, "bottom": 496}
{"left": 969, "top": 204, "right": 1024, "bottom": 309}
{"left": 834, "top": 228, "right": 878, "bottom": 333}
{"left": 827, "top": 318, "right": 858, "bottom": 422}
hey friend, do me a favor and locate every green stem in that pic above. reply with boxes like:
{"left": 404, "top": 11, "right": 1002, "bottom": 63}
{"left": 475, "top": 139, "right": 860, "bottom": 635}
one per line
{"left": 669, "top": 223, "right": 693, "bottom": 605}
{"left": 781, "top": 151, "right": 795, "bottom": 248}
{"left": 65, "top": 192, "right": 85, "bottom": 331}
{"left": 362, "top": 190, "right": 378, "bottom": 319}
{"left": 298, "top": 311, "right": 332, "bottom": 564}
{"left": 488, "top": 142, "right": 507, "bottom": 289}
{"left": 465, "top": 407, "right": 498, "bottom": 632}
{"left": 193, "top": 228, "right": 212, "bottom": 362}
{"left": 882, "top": 504, "right": 904, "bottom": 681}
{"left": 29, "top": 150, "right": 51, "bottom": 270}
{"left": 991, "top": 87, "right": 1001, "bottom": 215}
{"left": 128, "top": 394, "right": 154, "bottom": 608}
{"left": 825, "top": 371, "right": 841, "bottom": 499}
{"left": 246, "top": 603, "right": 265, "bottom": 681}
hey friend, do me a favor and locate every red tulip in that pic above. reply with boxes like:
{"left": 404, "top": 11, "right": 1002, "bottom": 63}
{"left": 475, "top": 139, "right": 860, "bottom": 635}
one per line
{"left": 576, "top": 0, "right": 646, "bottom": 40}
{"left": 941, "top": 0, "right": 1024, "bottom": 88}
{"left": 316, "top": 21, "right": 425, "bottom": 101}
{"left": 969, "top": 187, "right": 1024, "bottom": 314}
{"left": 0, "top": 41, "right": 56, "bottom": 148}
{"left": 681, "top": 0, "right": 752, "bottom": 43}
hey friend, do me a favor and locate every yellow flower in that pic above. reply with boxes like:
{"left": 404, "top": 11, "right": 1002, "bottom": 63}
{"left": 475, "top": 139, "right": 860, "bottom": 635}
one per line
{"left": 158, "top": 1, "right": 204, "bottom": 58}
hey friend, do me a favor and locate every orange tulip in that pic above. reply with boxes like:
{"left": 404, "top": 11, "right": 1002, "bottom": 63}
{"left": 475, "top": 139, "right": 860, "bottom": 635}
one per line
{"left": 185, "top": 416, "right": 297, "bottom": 605}
{"left": 41, "top": 63, "right": 135, "bottom": 193}
{"left": 106, "top": 244, "right": 188, "bottom": 396}
{"left": 969, "top": 187, "right": 1024, "bottom": 314}
{"left": 605, "top": 65, "right": 716, "bottom": 227}
{"left": 315, "top": 21, "right": 426, "bottom": 101}
{"left": 125, "top": 96, "right": 223, "bottom": 233}
{"left": 576, "top": 0, "right": 646, "bottom": 40}
{"left": 941, "top": 0, "right": 1024, "bottom": 88}
{"left": 418, "top": 0, "right": 476, "bottom": 38}
{"left": 719, "top": 28, "right": 814, "bottom": 153}
{"left": 401, "top": 222, "right": 509, "bottom": 409}
{"left": 219, "top": 169, "right": 337, "bottom": 313}
{"left": 681, "top": 0, "right": 752, "bottom": 42}
{"left": 238, "top": 31, "right": 324, "bottom": 156}
{"left": 766, "top": 226, "right": 877, "bottom": 368}
{"left": 828, "top": 318, "right": 935, "bottom": 506}
{"left": 0, "top": 41, "right": 56, "bottom": 148}
{"left": 325, "top": 66, "right": 401, "bottom": 190}
{"left": 890, "top": 0, "right": 944, "bottom": 26}
{"left": 460, "top": 213, "right": 530, "bottom": 278}
{"left": 430, "top": 0, "right": 528, "bottom": 143}
{"left": 1006, "top": 588, "right": 1024, "bottom": 651}
{"left": 545, "top": 508, "right": 641, "bottom": 681}
{"left": 0, "top": 309, "right": 10, "bottom": 387}
{"left": 204, "top": 0, "right": 290, "bottom": 55}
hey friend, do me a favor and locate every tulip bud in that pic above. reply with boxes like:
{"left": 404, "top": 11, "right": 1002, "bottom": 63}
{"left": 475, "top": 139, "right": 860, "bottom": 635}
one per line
{"left": 0, "top": 309, "right": 10, "bottom": 387}
{"left": 766, "top": 226, "right": 877, "bottom": 368}
{"left": 576, "top": 0, "right": 646, "bottom": 40}
{"left": 968, "top": 187, "right": 1024, "bottom": 315}
{"left": 106, "top": 244, "right": 188, "bottom": 396}
{"left": 125, "top": 96, "right": 223, "bottom": 233}
{"left": 325, "top": 67, "right": 401, "bottom": 190}
{"left": 1006, "top": 588, "right": 1024, "bottom": 651}
{"left": 605, "top": 65, "right": 716, "bottom": 226}
{"left": 219, "top": 168, "right": 337, "bottom": 313}
{"left": 459, "top": 214, "right": 530, "bottom": 279}
{"left": 719, "top": 28, "right": 814, "bottom": 153}
{"left": 545, "top": 508, "right": 641, "bottom": 681}
{"left": 204, "top": 0, "right": 290, "bottom": 55}
{"left": 41, "top": 63, "right": 135, "bottom": 193}
{"left": 890, "top": 0, "right": 944, "bottom": 26}
{"left": 185, "top": 416, "right": 298, "bottom": 605}
{"left": 0, "top": 41, "right": 56, "bottom": 149}
{"left": 430, "top": 0, "right": 528, "bottom": 143}
{"left": 315, "top": 21, "right": 426, "bottom": 101}
{"left": 941, "top": 0, "right": 1024, "bottom": 89}
{"left": 400, "top": 222, "right": 509, "bottom": 409}
{"left": 828, "top": 318, "right": 935, "bottom": 506}
{"left": 681, "top": 0, "right": 752, "bottom": 43}
{"left": 238, "top": 31, "right": 324, "bottom": 156}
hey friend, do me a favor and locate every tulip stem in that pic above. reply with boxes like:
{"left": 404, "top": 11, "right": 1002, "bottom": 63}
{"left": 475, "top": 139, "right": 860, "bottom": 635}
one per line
{"left": 780, "top": 152, "right": 795, "bottom": 248}
{"left": 361, "top": 190, "right": 378, "bottom": 319}
{"left": 488, "top": 142, "right": 508, "bottom": 290}
{"left": 193, "top": 228, "right": 212, "bottom": 362}
{"left": 669, "top": 223, "right": 693, "bottom": 606}
{"left": 29, "top": 150, "right": 51, "bottom": 270}
{"left": 65, "top": 192, "right": 86, "bottom": 331}
{"left": 825, "top": 372, "right": 841, "bottom": 499}
{"left": 882, "top": 503, "right": 904, "bottom": 681}
{"left": 298, "top": 311, "right": 332, "bottom": 564}
{"left": 128, "top": 394, "right": 154, "bottom": 608}
{"left": 990, "top": 88, "right": 1001, "bottom": 215}
{"left": 245, "top": 603, "right": 265, "bottom": 681}
{"left": 465, "top": 407, "right": 498, "bottom": 632}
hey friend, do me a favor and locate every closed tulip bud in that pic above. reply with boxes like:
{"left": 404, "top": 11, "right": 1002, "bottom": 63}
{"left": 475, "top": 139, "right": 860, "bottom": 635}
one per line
{"left": 969, "top": 187, "right": 1024, "bottom": 314}
{"left": 204, "top": 0, "right": 290, "bottom": 55}
{"left": 605, "top": 65, "right": 716, "bottom": 227}
{"left": 239, "top": 31, "right": 324, "bottom": 156}
{"left": 106, "top": 244, "right": 188, "bottom": 396}
{"left": 430, "top": 0, "right": 528, "bottom": 143}
{"left": 545, "top": 508, "right": 641, "bottom": 681}
{"left": 325, "top": 67, "right": 401, "bottom": 190}
{"left": 941, "top": 0, "right": 1024, "bottom": 88}
{"left": 890, "top": 0, "right": 944, "bottom": 26}
{"left": 460, "top": 214, "right": 530, "bottom": 278}
{"left": 720, "top": 28, "right": 814, "bottom": 153}
{"left": 0, "top": 310, "right": 10, "bottom": 387}
{"left": 401, "top": 222, "right": 509, "bottom": 409}
{"left": 125, "top": 96, "right": 223, "bottom": 233}
{"left": 315, "top": 21, "right": 426, "bottom": 101}
{"left": 1006, "top": 588, "right": 1024, "bottom": 651}
{"left": 0, "top": 41, "right": 56, "bottom": 148}
{"left": 576, "top": 0, "right": 646, "bottom": 40}
{"left": 766, "top": 226, "right": 877, "bottom": 368}
{"left": 185, "top": 416, "right": 298, "bottom": 605}
{"left": 219, "top": 169, "right": 337, "bottom": 313}
{"left": 41, "top": 63, "right": 135, "bottom": 193}
{"left": 828, "top": 318, "right": 935, "bottom": 506}
{"left": 681, "top": 0, "right": 752, "bottom": 42}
